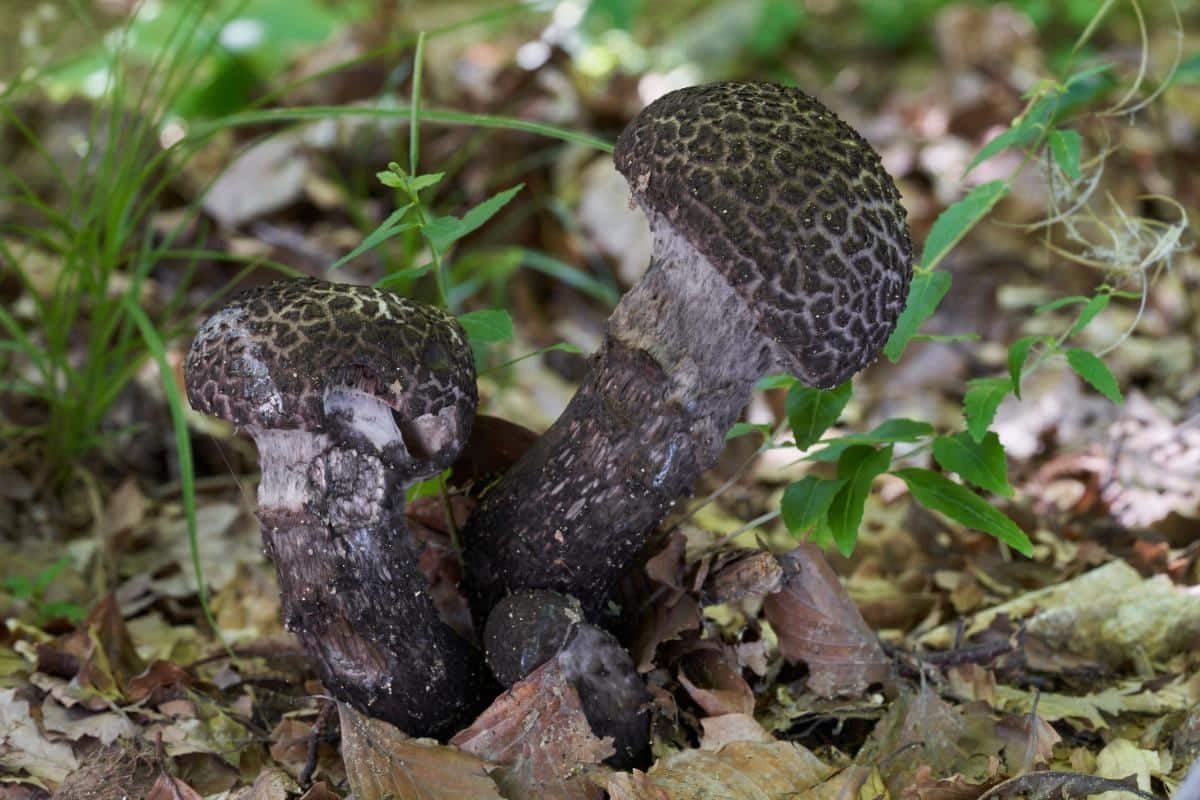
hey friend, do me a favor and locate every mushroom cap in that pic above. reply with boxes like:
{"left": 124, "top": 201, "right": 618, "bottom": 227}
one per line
{"left": 614, "top": 81, "right": 913, "bottom": 388}
{"left": 185, "top": 278, "right": 476, "bottom": 478}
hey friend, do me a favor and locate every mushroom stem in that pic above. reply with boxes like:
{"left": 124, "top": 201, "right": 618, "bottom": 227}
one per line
{"left": 463, "top": 229, "right": 774, "bottom": 617}
{"left": 253, "top": 427, "right": 495, "bottom": 739}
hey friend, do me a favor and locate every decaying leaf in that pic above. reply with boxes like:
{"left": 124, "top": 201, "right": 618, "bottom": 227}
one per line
{"left": 0, "top": 688, "right": 79, "bottom": 784}
{"left": 146, "top": 772, "right": 204, "bottom": 800}
{"left": 339, "top": 703, "right": 503, "bottom": 800}
{"left": 676, "top": 644, "right": 755, "bottom": 717}
{"left": 698, "top": 713, "right": 773, "bottom": 750}
{"left": 762, "top": 544, "right": 893, "bottom": 697}
{"left": 452, "top": 659, "right": 613, "bottom": 800}
{"left": 607, "top": 740, "right": 833, "bottom": 799}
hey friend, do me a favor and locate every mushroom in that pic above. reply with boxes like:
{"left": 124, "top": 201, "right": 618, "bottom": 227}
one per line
{"left": 185, "top": 277, "right": 495, "bottom": 738}
{"left": 461, "top": 82, "right": 913, "bottom": 617}
{"left": 483, "top": 590, "right": 650, "bottom": 768}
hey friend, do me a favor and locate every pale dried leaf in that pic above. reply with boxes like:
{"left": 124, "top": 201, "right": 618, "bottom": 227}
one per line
{"left": 606, "top": 740, "right": 832, "bottom": 800}
{"left": 339, "top": 703, "right": 503, "bottom": 800}
{"left": 0, "top": 688, "right": 79, "bottom": 784}
{"left": 40, "top": 697, "right": 136, "bottom": 744}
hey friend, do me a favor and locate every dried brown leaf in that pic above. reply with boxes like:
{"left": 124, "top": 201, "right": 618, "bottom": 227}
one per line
{"left": 452, "top": 659, "right": 613, "bottom": 800}
{"left": 698, "top": 713, "right": 773, "bottom": 750}
{"left": 146, "top": 773, "right": 204, "bottom": 800}
{"left": 607, "top": 740, "right": 832, "bottom": 799}
{"left": 339, "top": 703, "right": 502, "bottom": 800}
{"left": 677, "top": 646, "right": 754, "bottom": 717}
{"left": 762, "top": 545, "right": 892, "bottom": 697}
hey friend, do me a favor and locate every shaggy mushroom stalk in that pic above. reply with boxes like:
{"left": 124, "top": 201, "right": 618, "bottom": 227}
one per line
{"left": 462, "top": 82, "right": 913, "bottom": 618}
{"left": 185, "top": 278, "right": 495, "bottom": 738}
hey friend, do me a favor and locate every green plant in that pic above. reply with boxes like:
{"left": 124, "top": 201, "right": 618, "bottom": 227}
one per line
{"left": 731, "top": 0, "right": 1188, "bottom": 558}
{"left": 3, "top": 557, "right": 86, "bottom": 624}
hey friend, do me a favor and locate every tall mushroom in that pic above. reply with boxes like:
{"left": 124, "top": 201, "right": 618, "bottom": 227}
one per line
{"left": 461, "top": 82, "right": 913, "bottom": 618}
{"left": 185, "top": 277, "right": 495, "bottom": 738}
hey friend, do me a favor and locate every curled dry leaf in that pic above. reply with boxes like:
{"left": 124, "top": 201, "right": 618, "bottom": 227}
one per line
{"left": 762, "top": 545, "right": 893, "bottom": 697}
{"left": 338, "top": 703, "right": 503, "bottom": 800}
{"left": 632, "top": 593, "right": 701, "bottom": 673}
{"left": 699, "top": 549, "right": 784, "bottom": 606}
{"left": 676, "top": 645, "right": 755, "bottom": 717}
{"left": 37, "top": 594, "right": 147, "bottom": 708}
{"left": 452, "top": 658, "right": 614, "bottom": 800}
{"left": 606, "top": 740, "right": 833, "bottom": 800}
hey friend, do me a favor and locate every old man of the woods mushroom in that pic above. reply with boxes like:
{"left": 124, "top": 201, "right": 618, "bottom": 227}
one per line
{"left": 184, "top": 278, "right": 494, "bottom": 738}
{"left": 461, "top": 81, "right": 913, "bottom": 619}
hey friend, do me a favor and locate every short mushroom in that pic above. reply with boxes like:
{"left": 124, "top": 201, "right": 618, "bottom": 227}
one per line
{"left": 185, "top": 277, "right": 495, "bottom": 739}
{"left": 461, "top": 81, "right": 913, "bottom": 617}
{"left": 484, "top": 590, "right": 650, "bottom": 768}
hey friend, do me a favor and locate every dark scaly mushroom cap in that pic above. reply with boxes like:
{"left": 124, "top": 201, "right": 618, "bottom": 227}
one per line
{"left": 185, "top": 277, "right": 476, "bottom": 480}
{"left": 614, "top": 82, "right": 913, "bottom": 388}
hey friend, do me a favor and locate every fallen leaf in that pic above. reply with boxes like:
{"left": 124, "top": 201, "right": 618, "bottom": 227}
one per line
{"left": 763, "top": 545, "right": 893, "bottom": 697}
{"left": 146, "top": 772, "right": 204, "bottom": 800}
{"left": 339, "top": 703, "right": 502, "bottom": 800}
{"left": 452, "top": 659, "right": 613, "bottom": 799}
{"left": 677, "top": 645, "right": 754, "bottom": 716}
{"left": 607, "top": 740, "right": 833, "bottom": 799}
{"left": 0, "top": 687, "right": 79, "bottom": 784}
{"left": 699, "top": 713, "right": 773, "bottom": 750}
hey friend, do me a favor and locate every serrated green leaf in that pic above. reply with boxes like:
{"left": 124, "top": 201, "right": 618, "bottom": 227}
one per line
{"left": 964, "top": 376, "right": 1013, "bottom": 442}
{"left": 919, "top": 180, "right": 1010, "bottom": 271}
{"left": 457, "top": 309, "right": 513, "bottom": 343}
{"left": 1007, "top": 335, "right": 1046, "bottom": 399}
{"left": 1066, "top": 348, "right": 1123, "bottom": 404}
{"left": 786, "top": 381, "right": 852, "bottom": 449}
{"left": 1068, "top": 293, "right": 1110, "bottom": 338}
{"left": 781, "top": 476, "right": 848, "bottom": 536}
{"left": 828, "top": 445, "right": 893, "bottom": 557}
{"left": 459, "top": 183, "right": 524, "bottom": 237}
{"left": 932, "top": 432, "right": 1013, "bottom": 497}
{"left": 1034, "top": 295, "right": 1089, "bottom": 314}
{"left": 894, "top": 468, "right": 1031, "bottom": 555}
{"left": 726, "top": 422, "right": 773, "bottom": 441}
{"left": 1048, "top": 129, "right": 1082, "bottom": 180}
{"left": 331, "top": 204, "right": 415, "bottom": 269}
{"left": 884, "top": 270, "right": 952, "bottom": 362}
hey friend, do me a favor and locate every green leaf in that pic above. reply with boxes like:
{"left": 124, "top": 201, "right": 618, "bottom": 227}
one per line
{"left": 424, "top": 184, "right": 524, "bottom": 254}
{"left": 407, "top": 468, "right": 450, "bottom": 501}
{"left": 838, "top": 417, "right": 934, "bottom": 445}
{"left": 1007, "top": 335, "right": 1046, "bottom": 400}
{"left": 1066, "top": 349, "right": 1123, "bottom": 404}
{"left": 964, "top": 376, "right": 1013, "bottom": 443}
{"left": 33, "top": 556, "right": 72, "bottom": 594}
{"left": 4, "top": 574, "right": 33, "bottom": 599}
{"left": 422, "top": 215, "right": 466, "bottom": 254}
{"left": 755, "top": 373, "right": 798, "bottom": 391}
{"left": 1034, "top": 295, "right": 1089, "bottom": 314}
{"left": 883, "top": 270, "right": 952, "bottom": 362}
{"left": 377, "top": 170, "right": 405, "bottom": 189}
{"left": 520, "top": 248, "right": 620, "bottom": 307}
{"left": 919, "top": 180, "right": 1010, "bottom": 271}
{"left": 374, "top": 262, "right": 435, "bottom": 289}
{"left": 911, "top": 332, "right": 980, "bottom": 343}
{"left": 964, "top": 124, "right": 1043, "bottom": 177}
{"left": 726, "top": 422, "right": 773, "bottom": 442}
{"left": 1048, "top": 129, "right": 1082, "bottom": 180}
{"left": 786, "top": 381, "right": 852, "bottom": 450}
{"left": 457, "top": 309, "right": 514, "bottom": 344}
{"left": 781, "top": 476, "right": 847, "bottom": 536}
{"left": 932, "top": 432, "right": 1013, "bottom": 497}
{"left": 1068, "top": 293, "right": 1110, "bottom": 338}
{"left": 405, "top": 171, "right": 445, "bottom": 193}
{"left": 331, "top": 205, "right": 416, "bottom": 269}
{"left": 828, "top": 445, "right": 893, "bottom": 557}
{"left": 894, "top": 468, "right": 1032, "bottom": 556}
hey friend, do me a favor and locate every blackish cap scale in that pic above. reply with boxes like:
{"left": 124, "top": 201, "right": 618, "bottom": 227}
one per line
{"left": 614, "top": 82, "right": 913, "bottom": 388}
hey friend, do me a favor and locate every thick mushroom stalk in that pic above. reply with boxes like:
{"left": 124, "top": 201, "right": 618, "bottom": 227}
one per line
{"left": 462, "top": 82, "right": 913, "bottom": 617}
{"left": 185, "top": 278, "right": 494, "bottom": 738}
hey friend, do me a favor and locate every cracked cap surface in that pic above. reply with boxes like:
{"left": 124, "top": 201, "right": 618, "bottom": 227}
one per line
{"left": 185, "top": 277, "right": 476, "bottom": 477}
{"left": 614, "top": 81, "right": 913, "bottom": 388}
